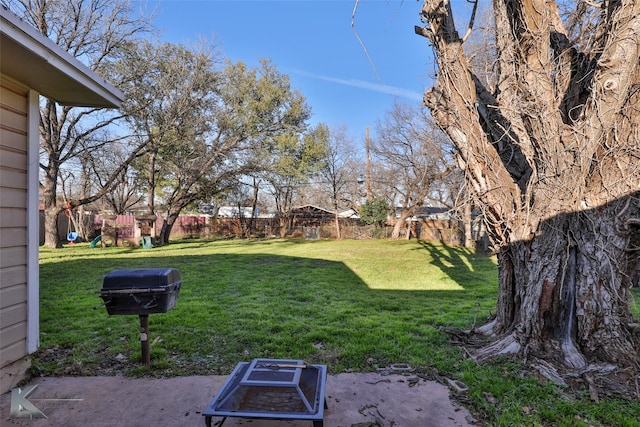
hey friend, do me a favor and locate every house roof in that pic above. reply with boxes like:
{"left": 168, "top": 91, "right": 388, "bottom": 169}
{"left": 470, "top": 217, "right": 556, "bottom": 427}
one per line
{"left": 292, "top": 205, "right": 334, "bottom": 214}
{"left": 0, "top": 5, "right": 123, "bottom": 108}
{"left": 394, "top": 206, "right": 457, "bottom": 220}
{"left": 217, "top": 206, "right": 256, "bottom": 218}
{"left": 292, "top": 205, "right": 360, "bottom": 219}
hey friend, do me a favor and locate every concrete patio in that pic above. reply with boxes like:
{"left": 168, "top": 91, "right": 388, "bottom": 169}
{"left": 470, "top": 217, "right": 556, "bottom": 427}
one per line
{"left": 1, "top": 372, "right": 475, "bottom": 427}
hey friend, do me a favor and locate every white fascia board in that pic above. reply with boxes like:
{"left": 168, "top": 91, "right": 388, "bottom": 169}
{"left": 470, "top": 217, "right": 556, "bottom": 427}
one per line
{"left": 0, "top": 6, "right": 123, "bottom": 108}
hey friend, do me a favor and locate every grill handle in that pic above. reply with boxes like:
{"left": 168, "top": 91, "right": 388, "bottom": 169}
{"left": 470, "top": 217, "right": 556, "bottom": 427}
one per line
{"left": 99, "top": 287, "right": 170, "bottom": 295}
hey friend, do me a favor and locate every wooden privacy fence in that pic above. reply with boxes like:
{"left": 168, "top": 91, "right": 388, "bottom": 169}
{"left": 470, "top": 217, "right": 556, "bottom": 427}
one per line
{"left": 48, "top": 211, "right": 483, "bottom": 247}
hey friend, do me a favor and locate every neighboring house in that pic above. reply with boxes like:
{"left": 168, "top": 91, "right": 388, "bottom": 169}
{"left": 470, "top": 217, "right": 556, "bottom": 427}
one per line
{"left": 390, "top": 206, "right": 486, "bottom": 246}
{"left": 391, "top": 206, "right": 454, "bottom": 222}
{"left": 290, "top": 205, "right": 353, "bottom": 227}
{"left": 0, "top": 6, "right": 123, "bottom": 393}
{"left": 216, "top": 206, "right": 257, "bottom": 218}
{"left": 338, "top": 208, "right": 359, "bottom": 219}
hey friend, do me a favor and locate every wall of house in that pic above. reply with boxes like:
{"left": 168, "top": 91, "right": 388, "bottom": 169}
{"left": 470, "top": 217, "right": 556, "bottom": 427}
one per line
{"left": 0, "top": 76, "right": 32, "bottom": 392}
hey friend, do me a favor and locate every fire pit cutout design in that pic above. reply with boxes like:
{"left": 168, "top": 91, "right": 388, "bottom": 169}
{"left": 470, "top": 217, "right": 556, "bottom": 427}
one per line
{"left": 203, "top": 358, "right": 327, "bottom": 427}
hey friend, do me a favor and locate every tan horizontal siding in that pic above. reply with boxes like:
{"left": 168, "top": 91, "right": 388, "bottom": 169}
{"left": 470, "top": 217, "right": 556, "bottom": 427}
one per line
{"left": 0, "top": 127, "right": 27, "bottom": 151}
{"left": 0, "top": 207, "right": 27, "bottom": 229}
{"left": 0, "top": 77, "right": 29, "bottom": 102}
{"left": 0, "top": 228, "right": 27, "bottom": 247}
{"left": 0, "top": 148, "right": 27, "bottom": 171}
{"left": 0, "top": 337, "right": 26, "bottom": 367}
{"left": 0, "top": 298, "right": 28, "bottom": 367}
{"left": 0, "top": 282, "right": 26, "bottom": 309}
{"left": 0, "top": 186, "right": 27, "bottom": 208}
{"left": 0, "top": 322, "right": 27, "bottom": 350}
{"left": 0, "top": 303, "right": 26, "bottom": 331}
{"left": 0, "top": 107, "right": 27, "bottom": 133}
{"left": 0, "top": 168, "right": 27, "bottom": 189}
{"left": 0, "top": 246, "right": 26, "bottom": 269}
{"left": 0, "top": 79, "right": 29, "bottom": 368}
{"left": 0, "top": 82, "right": 28, "bottom": 114}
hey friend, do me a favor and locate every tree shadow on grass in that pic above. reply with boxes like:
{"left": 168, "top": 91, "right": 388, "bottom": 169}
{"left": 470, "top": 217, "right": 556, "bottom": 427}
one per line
{"left": 37, "top": 247, "right": 498, "bottom": 377}
{"left": 415, "top": 240, "right": 497, "bottom": 293}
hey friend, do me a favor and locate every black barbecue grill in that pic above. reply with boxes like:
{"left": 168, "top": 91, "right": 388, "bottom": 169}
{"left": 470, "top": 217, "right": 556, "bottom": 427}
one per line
{"left": 99, "top": 268, "right": 181, "bottom": 365}
{"left": 202, "top": 358, "right": 327, "bottom": 427}
{"left": 99, "top": 268, "right": 181, "bottom": 315}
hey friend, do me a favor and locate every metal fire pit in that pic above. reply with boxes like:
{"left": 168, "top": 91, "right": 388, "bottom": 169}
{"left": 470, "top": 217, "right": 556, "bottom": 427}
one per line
{"left": 202, "top": 358, "right": 327, "bottom": 427}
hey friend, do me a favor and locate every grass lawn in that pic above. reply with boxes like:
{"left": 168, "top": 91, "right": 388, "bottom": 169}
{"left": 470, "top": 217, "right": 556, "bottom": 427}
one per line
{"left": 37, "top": 238, "right": 640, "bottom": 426}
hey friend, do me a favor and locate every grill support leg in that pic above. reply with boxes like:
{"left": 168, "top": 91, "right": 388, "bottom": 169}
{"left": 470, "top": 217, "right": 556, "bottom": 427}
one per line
{"left": 139, "top": 314, "right": 150, "bottom": 366}
{"left": 204, "top": 416, "right": 226, "bottom": 427}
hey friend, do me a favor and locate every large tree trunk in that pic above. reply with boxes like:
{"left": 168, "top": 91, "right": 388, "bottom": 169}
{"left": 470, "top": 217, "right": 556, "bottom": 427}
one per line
{"left": 391, "top": 207, "right": 414, "bottom": 239}
{"left": 43, "top": 205, "right": 63, "bottom": 248}
{"left": 416, "top": 0, "right": 640, "bottom": 379}
{"left": 158, "top": 214, "right": 178, "bottom": 245}
{"left": 42, "top": 163, "right": 63, "bottom": 248}
{"left": 478, "top": 202, "right": 639, "bottom": 369}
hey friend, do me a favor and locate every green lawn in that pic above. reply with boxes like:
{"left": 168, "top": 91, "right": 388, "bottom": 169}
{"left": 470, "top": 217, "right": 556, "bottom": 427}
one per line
{"left": 36, "top": 239, "right": 640, "bottom": 426}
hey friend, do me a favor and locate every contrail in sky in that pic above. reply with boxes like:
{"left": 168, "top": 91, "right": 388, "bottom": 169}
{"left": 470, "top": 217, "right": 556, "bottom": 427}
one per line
{"left": 292, "top": 69, "right": 423, "bottom": 102}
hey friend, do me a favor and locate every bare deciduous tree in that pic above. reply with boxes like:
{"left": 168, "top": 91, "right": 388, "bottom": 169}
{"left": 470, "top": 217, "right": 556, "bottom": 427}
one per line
{"left": 4, "top": 0, "right": 153, "bottom": 248}
{"left": 373, "top": 102, "right": 455, "bottom": 239}
{"left": 317, "top": 126, "right": 359, "bottom": 239}
{"left": 416, "top": 0, "right": 640, "bottom": 392}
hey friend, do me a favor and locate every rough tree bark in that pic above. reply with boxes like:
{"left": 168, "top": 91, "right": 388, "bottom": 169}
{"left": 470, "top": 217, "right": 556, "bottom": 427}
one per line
{"left": 416, "top": 0, "right": 640, "bottom": 384}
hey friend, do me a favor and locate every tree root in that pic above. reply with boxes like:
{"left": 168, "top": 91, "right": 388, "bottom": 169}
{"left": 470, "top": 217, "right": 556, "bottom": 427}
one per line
{"left": 530, "top": 358, "right": 568, "bottom": 387}
{"left": 472, "top": 333, "right": 521, "bottom": 362}
{"left": 473, "top": 317, "right": 498, "bottom": 336}
{"left": 561, "top": 340, "right": 587, "bottom": 369}
{"left": 440, "top": 325, "right": 640, "bottom": 400}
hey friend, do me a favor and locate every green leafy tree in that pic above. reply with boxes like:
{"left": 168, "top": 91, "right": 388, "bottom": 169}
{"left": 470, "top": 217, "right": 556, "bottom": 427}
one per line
{"left": 116, "top": 39, "right": 218, "bottom": 244}
{"left": 264, "top": 124, "right": 330, "bottom": 236}
{"left": 360, "top": 198, "right": 390, "bottom": 228}
{"left": 123, "top": 53, "right": 312, "bottom": 244}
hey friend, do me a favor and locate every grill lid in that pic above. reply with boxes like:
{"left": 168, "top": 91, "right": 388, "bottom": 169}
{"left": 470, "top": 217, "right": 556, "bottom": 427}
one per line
{"left": 102, "top": 268, "right": 181, "bottom": 290}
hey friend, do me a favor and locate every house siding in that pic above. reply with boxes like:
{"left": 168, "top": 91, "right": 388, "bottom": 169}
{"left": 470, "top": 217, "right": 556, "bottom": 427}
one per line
{"left": 1, "top": 6, "right": 122, "bottom": 394}
{"left": 0, "top": 77, "right": 30, "bottom": 390}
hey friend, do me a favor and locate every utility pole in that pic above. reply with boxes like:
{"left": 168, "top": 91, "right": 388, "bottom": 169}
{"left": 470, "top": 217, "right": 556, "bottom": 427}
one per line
{"left": 365, "top": 126, "right": 371, "bottom": 201}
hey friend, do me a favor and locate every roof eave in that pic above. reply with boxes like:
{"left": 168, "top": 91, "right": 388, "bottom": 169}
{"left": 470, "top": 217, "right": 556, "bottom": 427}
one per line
{"left": 0, "top": 6, "right": 123, "bottom": 108}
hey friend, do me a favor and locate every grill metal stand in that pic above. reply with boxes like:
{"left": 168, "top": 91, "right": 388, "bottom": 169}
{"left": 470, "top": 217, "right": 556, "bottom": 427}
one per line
{"left": 139, "top": 315, "right": 150, "bottom": 366}
{"left": 203, "top": 359, "right": 327, "bottom": 427}
{"left": 99, "top": 268, "right": 181, "bottom": 367}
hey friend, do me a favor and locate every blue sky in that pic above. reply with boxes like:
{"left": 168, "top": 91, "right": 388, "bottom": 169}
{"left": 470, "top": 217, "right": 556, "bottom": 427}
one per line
{"left": 149, "top": 1, "right": 474, "bottom": 143}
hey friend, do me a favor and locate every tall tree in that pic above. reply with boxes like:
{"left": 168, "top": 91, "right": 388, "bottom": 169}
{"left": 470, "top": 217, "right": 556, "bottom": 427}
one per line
{"left": 373, "top": 102, "right": 455, "bottom": 239}
{"left": 116, "top": 39, "right": 219, "bottom": 243}
{"left": 3, "top": 0, "right": 153, "bottom": 248}
{"left": 127, "top": 56, "right": 313, "bottom": 244}
{"left": 265, "top": 124, "right": 330, "bottom": 237}
{"left": 318, "top": 126, "right": 358, "bottom": 239}
{"left": 415, "top": 0, "right": 640, "bottom": 391}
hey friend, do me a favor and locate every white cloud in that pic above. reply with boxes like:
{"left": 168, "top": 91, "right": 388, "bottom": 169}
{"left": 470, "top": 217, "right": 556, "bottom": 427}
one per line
{"left": 292, "top": 69, "right": 423, "bottom": 102}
